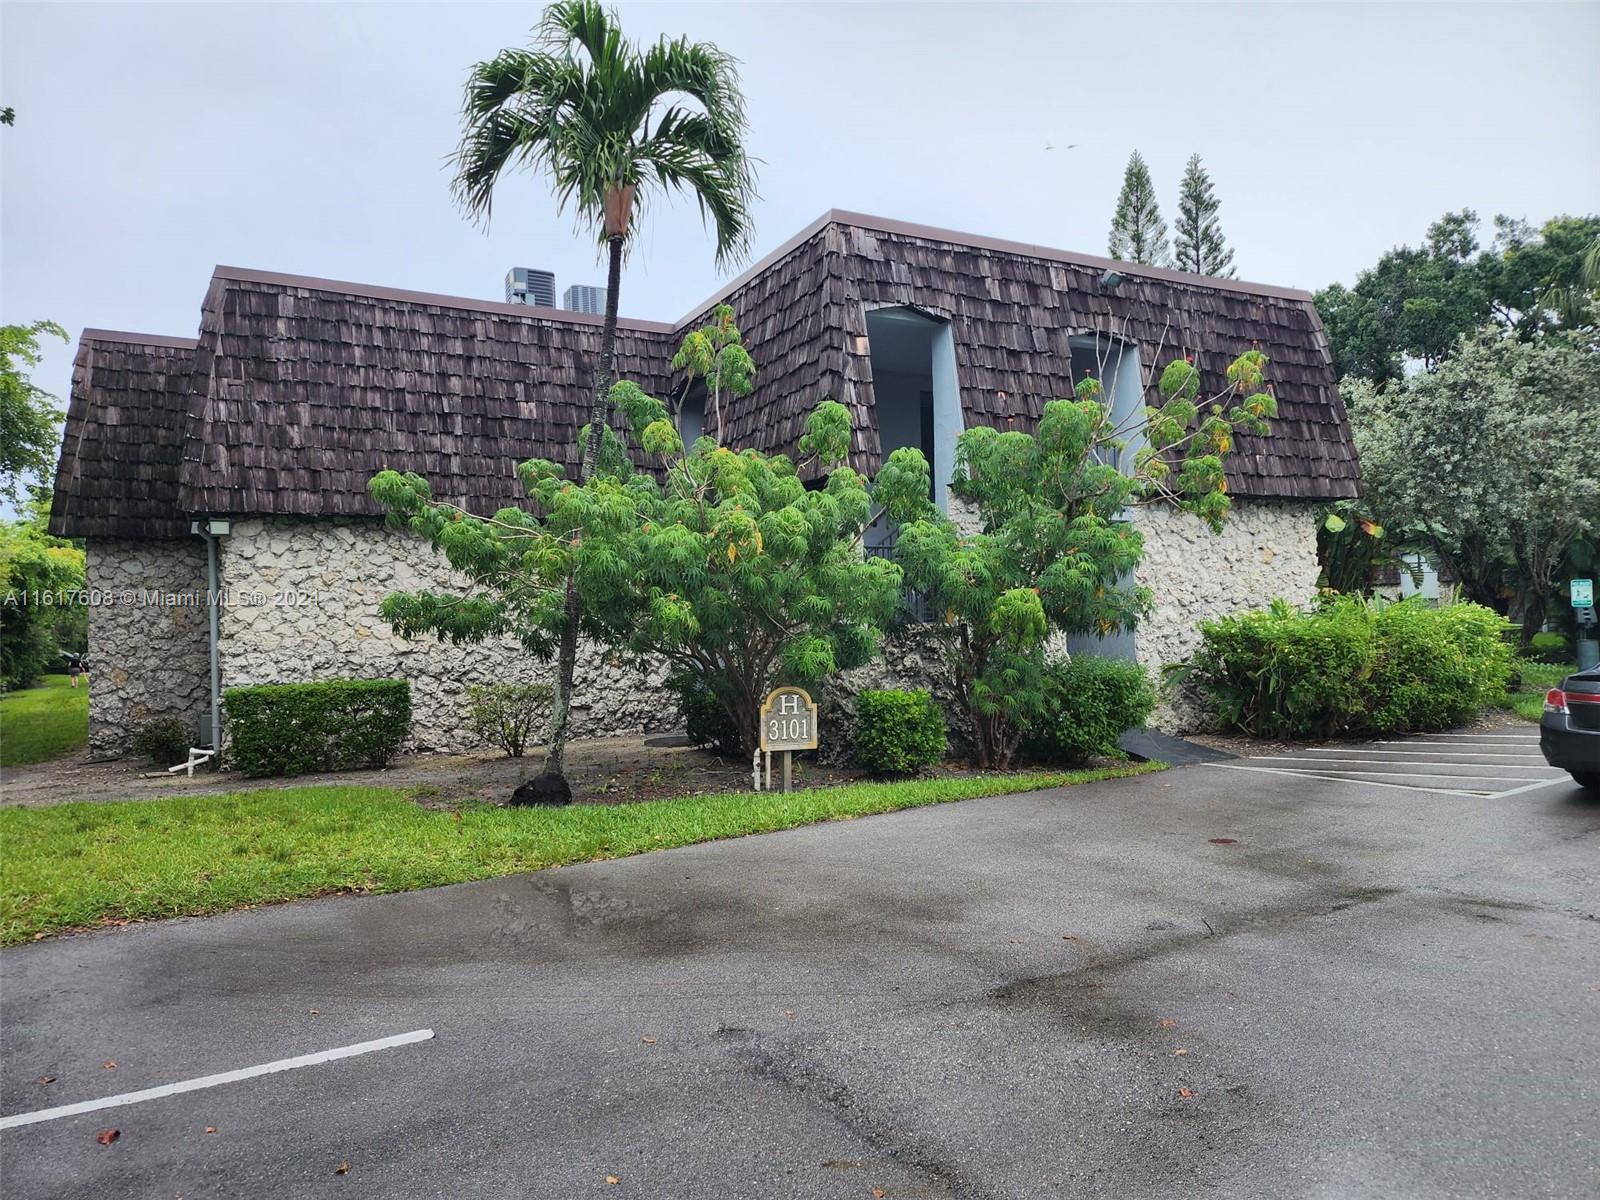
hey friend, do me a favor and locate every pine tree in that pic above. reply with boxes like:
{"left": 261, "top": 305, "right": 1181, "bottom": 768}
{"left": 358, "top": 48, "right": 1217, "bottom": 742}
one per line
{"left": 1107, "top": 150, "right": 1170, "bottom": 267}
{"left": 1173, "top": 154, "right": 1236, "bottom": 278}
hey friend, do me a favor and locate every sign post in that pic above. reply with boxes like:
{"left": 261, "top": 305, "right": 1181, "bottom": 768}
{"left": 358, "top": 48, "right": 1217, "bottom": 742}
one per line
{"left": 758, "top": 686, "right": 818, "bottom": 794}
{"left": 1573, "top": 579, "right": 1598, "bottom": 672}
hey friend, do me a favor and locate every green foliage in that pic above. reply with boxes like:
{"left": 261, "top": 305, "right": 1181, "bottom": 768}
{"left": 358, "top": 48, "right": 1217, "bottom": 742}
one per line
{"left": 0, "top": 321, "right": 68, "bottom": 504}
{"left": 671, "top": 304, "right": 754, "bottom": 445}
{"left": 132, "top": 717, "right": 193, "bottom": 767}
{"left": 1345, "top": 323, "right": 1600, "bottom": 637}
{"left": 1025, "top": 656, "right": 1155, "bottom": 765}
{"left": 1173, "top": 153, "right": 1235, "bottom": 279}
{"left": 1, "top": 519, "right": 85, "bottom": 691}
{"left": 669, "top": 671, "right": 742, "bottom": 758}
{"left": 854, "top": 688, "right": 947, "bottom": 776}
{"left": 1108, "top": 149, "right": 1169, "bottom": 266}
{"left": 1315, "top": 211, "right": 1600, "bottom": 384}
{"left": 1528, "top": 631, "right": 1570, "bottom": 665}
{"left": 451, "top": 0, "right": 756, "bottom": 266}
{"left": 466, "top": 683, "right": 554, "bottom": 757}
{"left": 1190, "top": 596, "right": 1513, "bottom": 739}
{"left": 372, "top": 319, "right": 899, "bottom": 758}
{"left": 880, "top": 347, "right": 1269, "bottom": 767}
{"left": 1316, "top": 500, "right": 1392, "bottom": 594}
{"left": 223, "top": 680, "right": 412, "bottom": 777}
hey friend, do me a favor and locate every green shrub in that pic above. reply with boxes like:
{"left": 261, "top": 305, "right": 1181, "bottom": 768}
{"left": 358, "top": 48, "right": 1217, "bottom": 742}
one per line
{"left": 1191, "top": 596, "right": 1512, "bottom": 739}
{"left": 1025, "top": 656, "right": 1155, "bottom": 764}
{"left": 669, "top": 672, "right": 742, "bottom": 758}
{"left": 132, "top": 717, "right": 192, "bottom": 767}
{"left": 466, "top": 682, "right": 553, "bottom": 757}
{"left": 1528, "top": 631, "right": 1570, "bottom": 665}
{"left": 224, "top": 680, "right": 411, "bottom": 777}
{"left": 854, "top": 689, "right": 947, "bottom": 776}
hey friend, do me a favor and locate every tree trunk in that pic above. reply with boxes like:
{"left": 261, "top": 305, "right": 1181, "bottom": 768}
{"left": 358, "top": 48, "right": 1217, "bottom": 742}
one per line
{"left": 534, "top": 232, "right": 626, "bottom": 802}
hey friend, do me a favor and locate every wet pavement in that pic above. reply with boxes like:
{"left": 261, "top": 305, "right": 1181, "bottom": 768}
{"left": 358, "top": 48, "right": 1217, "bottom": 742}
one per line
{"left": 2, "top": 752, "right": 1597, "bottom": 1198}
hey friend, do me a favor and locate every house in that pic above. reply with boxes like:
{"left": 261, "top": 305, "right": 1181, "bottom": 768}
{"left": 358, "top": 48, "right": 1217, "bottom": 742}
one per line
{"left": 49, "top": 211, "right": 1359, "bottom": 755}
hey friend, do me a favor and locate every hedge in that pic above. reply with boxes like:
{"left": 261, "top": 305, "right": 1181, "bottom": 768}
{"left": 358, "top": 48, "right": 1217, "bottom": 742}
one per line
{"left": 1190, "top": 596, "right": 1512, "bottom": 739}
{"left": 223, "top": 680, "right": 411, "bottom": 777}
{"left": 1025, "top": 656, "right": 1154, "bottom": 764}
{"left": 855, "top": 688, "right": 947, "bottom": 776}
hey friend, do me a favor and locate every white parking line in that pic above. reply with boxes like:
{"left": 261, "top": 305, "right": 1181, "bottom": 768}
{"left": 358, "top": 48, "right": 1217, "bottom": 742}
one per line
{"left": 1299, "top": 752, "right": 1548, "bottom": 761}
{"left": 0, "top": 1028, "right": 435, "bottom": 1131}
{"left": 1206, "top": 761, "right": 1488, "bottom": 798}
{"left": 1248, "top": 756, "right": 1546, "bottom": 775}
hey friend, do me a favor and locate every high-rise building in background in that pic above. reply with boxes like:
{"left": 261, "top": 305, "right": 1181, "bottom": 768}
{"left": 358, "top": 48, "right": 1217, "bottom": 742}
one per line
{"left": 563, "top": 284, "right": 607, "bottom": 315}
{"left": 504, "top": 267, "right": 556, "bottom": 308}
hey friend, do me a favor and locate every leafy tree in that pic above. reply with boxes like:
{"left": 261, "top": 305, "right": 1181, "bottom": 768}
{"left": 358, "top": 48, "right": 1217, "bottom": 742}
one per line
{"left": 670, "top": 305, "right": 754, "bottom": 445}
{"left": 1, "top": 321, "right": 68, "bottom": 504}
{"left": 370, "top": 319, "right": 901, "bottom": 775}
{"left": 1, "top": 517, "right": 85, "bottom": 691}
{"left": 1108, "top": 150, "right": 1170, "bottom": 267}
{"left": 451, "top": 0, "right": 756, "bottom": 800}
{"left": 1315, "top": 210, "right": 1600, "bottom": 384}
{"left": 1172, "top": 154, "right": 1235, "bottom": 279}
{"left": 876, "top": 348, "right": 1275, "bottom": 767}
{"left": 1345, "top": 323, "right": 1600, "bottom": 640}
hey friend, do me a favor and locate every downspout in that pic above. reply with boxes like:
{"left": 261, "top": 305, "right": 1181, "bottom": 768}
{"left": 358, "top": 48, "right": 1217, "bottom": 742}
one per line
{"left": 173, "top": 518, "right": 224, "bottom": 775}
{"left": 203, "top": 525, "right": 222, "bottom": 761}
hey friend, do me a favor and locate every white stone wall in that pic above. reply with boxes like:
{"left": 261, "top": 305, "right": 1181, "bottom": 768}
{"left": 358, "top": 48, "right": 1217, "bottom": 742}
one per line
{"left": 1132, "top": 499, "right": 1322, "bottom": 730}
{"left": 215, "top": 518, "right": 676, "bottom": 751}
{"left": 85, "top": 539, "right": 212, "bottom": 756}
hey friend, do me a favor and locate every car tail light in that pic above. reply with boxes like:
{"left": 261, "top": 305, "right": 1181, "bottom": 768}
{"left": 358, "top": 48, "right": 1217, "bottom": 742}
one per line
{"left": 1546, "top": 688, "right": 1600, "bottom": 713}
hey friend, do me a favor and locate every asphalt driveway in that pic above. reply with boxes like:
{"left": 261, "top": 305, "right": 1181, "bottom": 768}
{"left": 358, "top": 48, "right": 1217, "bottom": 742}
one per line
{"left": 3, "top": 739, "right": 1597, "bottom": 1199}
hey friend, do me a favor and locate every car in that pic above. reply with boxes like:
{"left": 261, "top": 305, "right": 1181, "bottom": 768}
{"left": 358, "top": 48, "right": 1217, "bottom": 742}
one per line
{"left": 1541, "top": 665, "right": 1600, "bottom": 790}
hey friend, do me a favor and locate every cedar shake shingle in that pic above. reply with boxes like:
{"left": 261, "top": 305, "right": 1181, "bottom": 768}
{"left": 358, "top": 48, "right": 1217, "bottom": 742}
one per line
{"left": 50, "top": 210, "right": 1358, "bottom": 540}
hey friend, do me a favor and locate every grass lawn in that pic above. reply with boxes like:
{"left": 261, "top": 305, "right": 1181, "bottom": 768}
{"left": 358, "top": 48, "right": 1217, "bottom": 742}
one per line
{"left": 1498, "top": 660, "right": 1574, "bottom": 722}
{"left": 0, "top": 675, "right": 89, "bottom": 768}
{"left": 0, "top": 763, "right": 1161, "bottom": 945}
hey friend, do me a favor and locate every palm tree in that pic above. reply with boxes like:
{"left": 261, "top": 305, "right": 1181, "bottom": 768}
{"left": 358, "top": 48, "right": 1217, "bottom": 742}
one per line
{"left": 452, "top": 0, "right": 756, "bottom": 803}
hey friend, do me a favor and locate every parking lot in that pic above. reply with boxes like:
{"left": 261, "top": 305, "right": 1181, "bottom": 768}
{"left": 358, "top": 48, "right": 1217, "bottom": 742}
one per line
{"left": 1212, "top": 721, "right": 1567, "bottom": 798}
{"left": 3, "top": 732, "right": 1597, "bottom": 1199}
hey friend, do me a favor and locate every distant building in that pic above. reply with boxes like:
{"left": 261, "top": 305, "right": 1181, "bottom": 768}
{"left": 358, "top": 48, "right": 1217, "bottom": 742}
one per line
{"left": 564, "top": 284, "right": 607, "bottom": 315}
{"left": 505, "top": 267, "right": 555, "bottom": 308}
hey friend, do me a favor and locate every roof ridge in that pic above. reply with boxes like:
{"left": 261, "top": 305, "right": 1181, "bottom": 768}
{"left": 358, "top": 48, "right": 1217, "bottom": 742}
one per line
{"left": 209, "top": 265, "right": 677, "bottom": 334}
{"left": 81, "top": 328, "right": 200, "bottom": 349}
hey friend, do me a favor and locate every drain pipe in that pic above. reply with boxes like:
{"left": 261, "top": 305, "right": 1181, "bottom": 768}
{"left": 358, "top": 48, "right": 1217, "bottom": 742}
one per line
{"left": 189, "top": 518, "right": 229, "bottom": 770}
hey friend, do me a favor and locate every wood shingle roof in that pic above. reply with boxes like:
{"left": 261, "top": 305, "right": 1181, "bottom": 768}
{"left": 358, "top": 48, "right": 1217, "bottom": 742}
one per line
{"left": 50, "top": 210, "right": 1357, "bottom": 540}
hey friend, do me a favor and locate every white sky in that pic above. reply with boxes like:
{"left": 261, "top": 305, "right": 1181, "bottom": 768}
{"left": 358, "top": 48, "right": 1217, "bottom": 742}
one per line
{"left": 3, "top": 0, "right": 1598, "bottom": 496}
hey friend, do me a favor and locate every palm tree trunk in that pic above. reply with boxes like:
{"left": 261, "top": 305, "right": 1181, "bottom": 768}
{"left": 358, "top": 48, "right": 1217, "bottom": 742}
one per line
{"left": 537, "top": 234, "right": 625, "bottom": 799}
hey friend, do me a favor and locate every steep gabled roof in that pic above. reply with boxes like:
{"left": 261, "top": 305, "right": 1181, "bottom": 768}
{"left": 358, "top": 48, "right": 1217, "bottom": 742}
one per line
{"left": 50, "top": 209, "right": 1358, "bottom": 540}
{"left": 48, "top": 331, "right": 200, "bottom": 539}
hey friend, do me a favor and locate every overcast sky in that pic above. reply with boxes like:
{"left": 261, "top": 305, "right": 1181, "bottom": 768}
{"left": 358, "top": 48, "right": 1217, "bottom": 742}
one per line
{"left": 3, "top": 0, "right": 1598, "bottom": 497}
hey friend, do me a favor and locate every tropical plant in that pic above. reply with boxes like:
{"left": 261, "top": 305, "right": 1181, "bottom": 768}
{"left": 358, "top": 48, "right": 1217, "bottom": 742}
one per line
{"left": 1108, "top": 150, "right": 1170, "bottom": 267}
{"left": 1172, "top": 154, "right": 1235, "bottom": 278}
{"left": 371, "top": 320, "right": 901, "bottom": 769}
{"left": 875, "top": 345, "right": 1273, "bottom": 767}
{"left": 451, "top": 0, "right": 757, "bottom": 800}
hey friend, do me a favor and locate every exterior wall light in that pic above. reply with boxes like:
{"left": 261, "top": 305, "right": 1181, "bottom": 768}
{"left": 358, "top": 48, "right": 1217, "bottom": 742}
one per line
{"left": 1100, "top": 269, "right": 1125, "bottom": 291}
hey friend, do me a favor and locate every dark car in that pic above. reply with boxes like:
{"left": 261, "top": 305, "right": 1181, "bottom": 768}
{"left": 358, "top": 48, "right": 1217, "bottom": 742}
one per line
{"left": 1541, "top": 666, "right": 1600, "bottom": 790}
